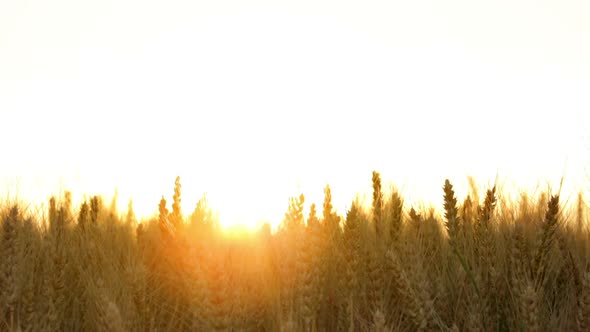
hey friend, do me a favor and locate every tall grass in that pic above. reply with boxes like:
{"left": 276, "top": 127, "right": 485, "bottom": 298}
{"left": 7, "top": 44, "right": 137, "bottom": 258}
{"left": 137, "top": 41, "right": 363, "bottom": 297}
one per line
{"left": 0, "top": 172, "right": 589, "bottom": 331}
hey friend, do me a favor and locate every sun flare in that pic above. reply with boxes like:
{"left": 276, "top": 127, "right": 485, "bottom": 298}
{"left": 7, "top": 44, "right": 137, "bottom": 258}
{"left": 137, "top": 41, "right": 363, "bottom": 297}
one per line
{"left": 1, "top": 0, "right": 589, "bottom": 228}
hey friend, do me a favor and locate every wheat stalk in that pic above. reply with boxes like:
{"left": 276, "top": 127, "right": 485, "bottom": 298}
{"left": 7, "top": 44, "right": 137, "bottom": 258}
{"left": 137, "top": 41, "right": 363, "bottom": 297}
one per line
{"left": 1, "top": 206, "right": 20, "bottom": 330}
{"left": 520, "top": 283, "right": 539, "bottom": 332}
{"left": 386, "top": 249, "right": 428, "bottom": 331}
{"left": 443, "top": 179, "right": 460, "bottom": 249}
{"left": 533, "top": 195, "right": 559, "bottom": 287}
{"left": 576, "top": 272, "right": 590, "bottom": 331}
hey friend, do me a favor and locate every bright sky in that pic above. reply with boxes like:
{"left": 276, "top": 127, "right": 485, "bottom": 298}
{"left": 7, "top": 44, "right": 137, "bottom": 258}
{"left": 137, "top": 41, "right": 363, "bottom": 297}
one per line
{"left": 1, "top": 0, "right": 589, "bottom": 229}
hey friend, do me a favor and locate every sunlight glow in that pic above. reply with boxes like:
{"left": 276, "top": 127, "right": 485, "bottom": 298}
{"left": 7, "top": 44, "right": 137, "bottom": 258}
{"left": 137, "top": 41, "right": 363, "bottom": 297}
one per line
{"left": 1, "top": 0, "right": 589, "bottom": 230}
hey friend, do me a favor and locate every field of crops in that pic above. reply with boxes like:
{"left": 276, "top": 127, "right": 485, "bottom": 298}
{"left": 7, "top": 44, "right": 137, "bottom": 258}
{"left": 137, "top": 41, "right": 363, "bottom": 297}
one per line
{"left": 0, "top": 172, "right": 588, "bottom": 331}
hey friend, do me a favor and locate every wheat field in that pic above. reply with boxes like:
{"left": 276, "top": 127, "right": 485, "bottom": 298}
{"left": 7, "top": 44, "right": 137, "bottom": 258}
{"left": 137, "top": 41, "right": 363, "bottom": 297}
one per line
{"left": 1, "top": 172, "right": 589, "bottom": 331}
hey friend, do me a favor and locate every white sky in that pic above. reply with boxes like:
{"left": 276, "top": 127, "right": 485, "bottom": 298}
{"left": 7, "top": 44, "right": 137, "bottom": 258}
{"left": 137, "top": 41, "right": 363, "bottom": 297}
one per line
{"left": 1, "top": 0, "right": 589, "bottom": 228}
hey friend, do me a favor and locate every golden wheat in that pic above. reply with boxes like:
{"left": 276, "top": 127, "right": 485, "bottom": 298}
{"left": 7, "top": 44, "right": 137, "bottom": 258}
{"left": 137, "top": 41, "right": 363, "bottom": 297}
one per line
{"left": 0, "top": 174, "right": 588, "bottom": 331}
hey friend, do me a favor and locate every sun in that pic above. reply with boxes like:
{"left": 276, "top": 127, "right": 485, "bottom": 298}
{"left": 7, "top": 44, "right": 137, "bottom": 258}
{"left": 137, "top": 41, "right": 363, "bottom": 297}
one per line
{"left": 202, "top": 187, "right": 278, "bottom": 233}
